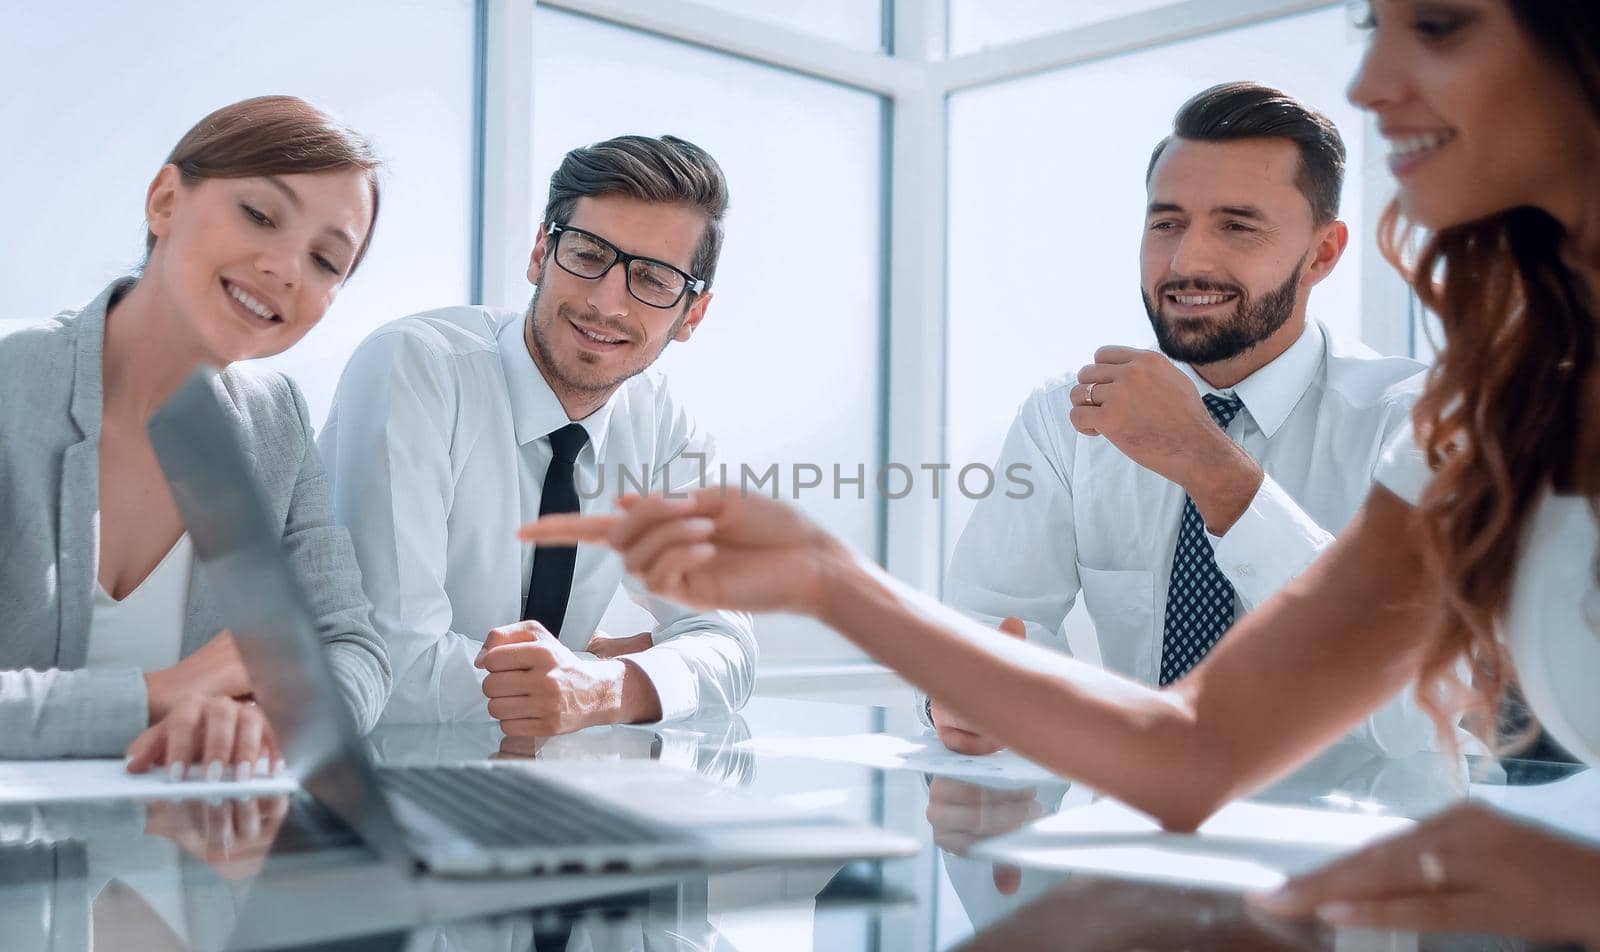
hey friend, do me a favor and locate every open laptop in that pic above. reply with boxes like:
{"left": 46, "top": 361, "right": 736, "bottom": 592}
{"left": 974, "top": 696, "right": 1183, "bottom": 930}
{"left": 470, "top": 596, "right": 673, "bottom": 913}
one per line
{"left": 148, "top": 369, "right": 916, "bottom": 877}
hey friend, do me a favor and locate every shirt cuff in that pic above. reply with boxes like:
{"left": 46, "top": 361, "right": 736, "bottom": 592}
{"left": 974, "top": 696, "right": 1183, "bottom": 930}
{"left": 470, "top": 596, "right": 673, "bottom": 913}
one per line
{"left": 621, "top": 647, "right": 698, "bottom": 723}
{"left": 1207, "top": 474, "right": 1333, "bottom": 608}
{"left": 326, "top": 642, "right": 388, "bottom": 735}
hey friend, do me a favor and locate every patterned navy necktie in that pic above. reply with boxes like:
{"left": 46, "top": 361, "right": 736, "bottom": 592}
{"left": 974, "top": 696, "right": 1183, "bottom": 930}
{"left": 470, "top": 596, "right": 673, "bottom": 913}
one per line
{"left": 1158, "top": 393, "right": 1245, "bottom": 686}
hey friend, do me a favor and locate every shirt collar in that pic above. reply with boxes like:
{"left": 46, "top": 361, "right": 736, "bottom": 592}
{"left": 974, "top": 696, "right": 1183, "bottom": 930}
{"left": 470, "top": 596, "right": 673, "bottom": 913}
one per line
{"left": 495, "top": 312, "right": 616, "bottom": 458}
{"left": 1177, "top": 320, "right": 1325, "bottom": 439}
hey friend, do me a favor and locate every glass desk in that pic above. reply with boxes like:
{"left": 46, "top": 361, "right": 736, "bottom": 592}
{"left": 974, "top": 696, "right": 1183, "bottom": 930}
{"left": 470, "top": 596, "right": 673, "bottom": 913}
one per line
{"left": 0, "top": 698, "right": 1589, "bottom": 951}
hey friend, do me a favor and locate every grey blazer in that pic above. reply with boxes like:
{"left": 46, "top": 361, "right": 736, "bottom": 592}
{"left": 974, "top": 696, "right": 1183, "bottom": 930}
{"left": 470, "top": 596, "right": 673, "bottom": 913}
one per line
{"left": 0, "top": 279, "right": 391, "bottom": 757}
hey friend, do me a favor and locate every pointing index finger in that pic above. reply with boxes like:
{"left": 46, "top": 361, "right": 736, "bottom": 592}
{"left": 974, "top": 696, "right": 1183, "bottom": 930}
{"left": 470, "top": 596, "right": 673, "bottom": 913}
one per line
{"left": 517, "top": 512, "right": 619, "bottom": 544}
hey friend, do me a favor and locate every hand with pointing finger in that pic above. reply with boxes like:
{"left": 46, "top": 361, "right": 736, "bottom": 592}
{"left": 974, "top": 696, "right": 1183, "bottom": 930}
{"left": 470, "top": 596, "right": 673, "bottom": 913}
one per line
{"left": 517, "top": 490, "right": 849, "bottom": 617}
{"left": 1067, "top": 345, "right": 1262, "bottom": 534}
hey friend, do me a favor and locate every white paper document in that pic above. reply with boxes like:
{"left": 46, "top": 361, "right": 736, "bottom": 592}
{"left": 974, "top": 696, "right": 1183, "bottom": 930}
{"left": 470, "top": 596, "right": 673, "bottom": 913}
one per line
{"left": 1470, "top": 768, "right": 1600, "bottom": 843}
{"left": 736, "top": 733, "right": 1058, "bottom": 783}
{"left": 0, "top": 759, "right": 298, "bottom": 804}
{"left": 974, "top": 797, "right": 1414, "bottom": 892}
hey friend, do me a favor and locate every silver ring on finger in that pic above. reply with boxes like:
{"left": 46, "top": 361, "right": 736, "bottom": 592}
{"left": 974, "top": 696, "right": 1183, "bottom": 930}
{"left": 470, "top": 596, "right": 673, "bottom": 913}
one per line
{"left": 1417, "top": 849, "right": 1446, "bottom": 889}
{"left": 1085, "top": 382, "right": 1100, "bottom": 406}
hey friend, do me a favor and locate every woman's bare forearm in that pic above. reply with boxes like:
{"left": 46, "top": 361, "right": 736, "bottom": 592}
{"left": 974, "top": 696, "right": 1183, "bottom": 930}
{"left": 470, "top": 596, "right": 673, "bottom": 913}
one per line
{"left": 815, "top": 489, "right": 1434, "bottom": 829}
{"left": 818, "top": 552, "right": 1227, "bottom": 827}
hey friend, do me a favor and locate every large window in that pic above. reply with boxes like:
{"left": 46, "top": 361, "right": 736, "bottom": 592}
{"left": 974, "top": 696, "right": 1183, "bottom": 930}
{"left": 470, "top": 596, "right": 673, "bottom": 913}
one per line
{"left": 0, "top": 0, "right": 476, "bottom": 427}
{"left": 947, "top": 0, "right": 1184, "bottom": 55}
{"left": 4, "top": 1, "right": 1407, "bottom": 678}
{"left": 690, "top": 0, "right": 885, "bottom": 50}
{"left": 944, "top": 4, "right": 1374, "bottom": 588}
{"left": 532, "top": 9, "right": 887, "bottom": 664}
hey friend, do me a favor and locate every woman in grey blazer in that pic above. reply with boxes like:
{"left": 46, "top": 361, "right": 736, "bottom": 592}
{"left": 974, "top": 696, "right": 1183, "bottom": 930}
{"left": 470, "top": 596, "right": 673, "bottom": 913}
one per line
{"left": 0, "top": 96, "right": 391, "bottom": 773}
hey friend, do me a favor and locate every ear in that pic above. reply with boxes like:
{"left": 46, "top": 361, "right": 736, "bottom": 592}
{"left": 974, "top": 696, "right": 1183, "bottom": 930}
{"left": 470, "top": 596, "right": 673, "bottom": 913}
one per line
{"left": 527, "top": 224, "right": 550, "bottom": 284}
{"left": 145, "top": 164, "right": 183, "bottom": 244}
{"left": 672, "top": 290, "right": 713, "bottom": 342}
{"left": 1301, "top": 220, "right": 1349, "bottom": 290}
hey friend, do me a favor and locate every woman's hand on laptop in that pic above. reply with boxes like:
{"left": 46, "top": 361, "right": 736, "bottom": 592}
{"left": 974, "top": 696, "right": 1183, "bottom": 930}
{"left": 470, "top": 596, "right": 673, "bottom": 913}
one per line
{"left": 143, "top": 630, "right": 252, "bottom": 722}
{"left": 516, "top": 488, "right": 852, "bottom": 616}
{"left": 124, "top": 696, "right": 282, "bottom": 783}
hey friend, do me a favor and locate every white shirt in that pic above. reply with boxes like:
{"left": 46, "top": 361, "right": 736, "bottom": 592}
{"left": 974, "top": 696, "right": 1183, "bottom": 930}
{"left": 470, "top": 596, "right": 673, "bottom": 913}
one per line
{"left": 85, "top": 532, "right": 192, "bottom": 671}
{"left": 945, "top": 320, "right": 1442, "bottom": 755}
{"left": 319, "top": 306, "right": 757, "bottom": 724}
{"left": 1376, "top": 426, "right": 1600, "bottom": 767}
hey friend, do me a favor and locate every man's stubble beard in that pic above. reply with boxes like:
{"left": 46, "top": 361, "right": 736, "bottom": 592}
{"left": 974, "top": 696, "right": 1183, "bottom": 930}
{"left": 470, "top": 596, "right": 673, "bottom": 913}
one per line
{"left": 1140, "top": 256, "right": 1305, "bottom": 366}
{"left": 524, "top": 271, "right": 687, "bottom": 398}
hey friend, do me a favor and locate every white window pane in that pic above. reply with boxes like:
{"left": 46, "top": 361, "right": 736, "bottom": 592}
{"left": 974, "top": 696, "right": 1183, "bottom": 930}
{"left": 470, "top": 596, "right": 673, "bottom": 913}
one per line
{"left": 0, "top": 0, "right": 476, "bottom": 428}
{"left": 948, "top": 0, "right": 1185, "bottom": 56}
{"left": 944, "top": 7, "right": 1371, "bottom": 573}
{"left": 533, "top": 10, "right": 885, "bottom": 664}
{"left": 690, "top": 0, "right": 884, "bottom": 50}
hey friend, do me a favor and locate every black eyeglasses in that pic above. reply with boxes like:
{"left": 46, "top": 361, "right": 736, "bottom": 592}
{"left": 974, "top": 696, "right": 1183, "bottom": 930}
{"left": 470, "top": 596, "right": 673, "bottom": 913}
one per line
{"left": 545, "top": 223, "right": 706, "bottom": 309}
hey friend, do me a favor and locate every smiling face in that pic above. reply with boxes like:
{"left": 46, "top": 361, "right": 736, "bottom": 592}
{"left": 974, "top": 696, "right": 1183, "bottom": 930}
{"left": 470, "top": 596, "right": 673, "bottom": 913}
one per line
{"left": 1140, "top": 137, "right": 1345, "bottom": 368}
{"left": 144, "top": 166, "right": 374, "bottom": 365}
{"left": 524, "top": 194, "right": 712, "bottom": 410}
{"left": 1347, "top": 0, "right": 1600, "bottom": 232}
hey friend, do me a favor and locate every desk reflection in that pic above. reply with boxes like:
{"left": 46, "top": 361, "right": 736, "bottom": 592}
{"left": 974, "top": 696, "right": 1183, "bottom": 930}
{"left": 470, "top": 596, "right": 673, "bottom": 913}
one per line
{"left": 0, "top": 798, "right": 274, "bottom": 952}
{"left": 364, "top": 714, "right": 755, "bottom": 789}
{"left": 2, "top": 699, "right": 1573, "bottom": 952}
{"left": 932, "top": 743, "right": 1526, "bottom": 952}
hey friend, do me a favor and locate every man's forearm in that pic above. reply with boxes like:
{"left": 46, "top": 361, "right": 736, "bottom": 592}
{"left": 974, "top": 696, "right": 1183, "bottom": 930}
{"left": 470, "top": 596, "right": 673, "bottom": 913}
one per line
{"left": 1183, "top": 436, "right": 1264, "bottom": 535}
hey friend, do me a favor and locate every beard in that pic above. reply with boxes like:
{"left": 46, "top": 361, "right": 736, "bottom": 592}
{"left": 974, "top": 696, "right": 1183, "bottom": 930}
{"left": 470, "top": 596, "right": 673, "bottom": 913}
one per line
{"left": 524, "top": 264, "right": 686, "bottom": 397}
{"left": 1140, "top": 259, "right": 1303, "bottom": 366}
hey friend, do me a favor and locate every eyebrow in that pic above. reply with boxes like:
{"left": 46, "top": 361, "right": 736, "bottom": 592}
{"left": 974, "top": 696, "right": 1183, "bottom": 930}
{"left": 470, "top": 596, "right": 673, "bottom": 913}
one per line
{"left": 263, "top": 175, "right": 359, "bottom": 250}
{"left": 1146, "top": 201, "right": 1270, "bottom": 221}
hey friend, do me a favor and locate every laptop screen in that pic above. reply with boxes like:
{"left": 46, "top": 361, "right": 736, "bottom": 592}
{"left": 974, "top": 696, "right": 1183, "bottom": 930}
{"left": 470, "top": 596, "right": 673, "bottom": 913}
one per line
{"left": 148, "top": 369, "right": 410, "bottom": 864}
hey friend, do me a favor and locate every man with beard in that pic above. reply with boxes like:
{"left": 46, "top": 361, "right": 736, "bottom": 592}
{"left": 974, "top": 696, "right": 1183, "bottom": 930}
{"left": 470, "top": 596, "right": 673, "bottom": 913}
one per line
{"left": 320, "top": 135, "right": 755, "bottom": 730}
{"left": 928, "top": 82, "right": 1435, "bottom": 757}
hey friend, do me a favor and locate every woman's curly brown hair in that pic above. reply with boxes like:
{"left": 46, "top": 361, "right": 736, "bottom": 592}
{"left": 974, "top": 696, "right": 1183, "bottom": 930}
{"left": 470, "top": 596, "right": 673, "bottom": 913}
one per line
{"left": 1383, "top": 1, "right": 1600, "bottom": 751}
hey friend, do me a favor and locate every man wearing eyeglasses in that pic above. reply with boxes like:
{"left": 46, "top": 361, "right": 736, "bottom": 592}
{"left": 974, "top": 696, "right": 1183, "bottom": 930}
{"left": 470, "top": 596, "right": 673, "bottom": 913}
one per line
{"left": 320, "top": 135, "right": 756, "bottom": 732}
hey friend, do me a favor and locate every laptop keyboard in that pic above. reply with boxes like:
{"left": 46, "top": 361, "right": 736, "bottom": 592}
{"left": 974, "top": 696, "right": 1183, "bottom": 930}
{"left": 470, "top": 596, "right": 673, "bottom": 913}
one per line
{"left": 377, "top": 764, "right": 687, "bottom": 848}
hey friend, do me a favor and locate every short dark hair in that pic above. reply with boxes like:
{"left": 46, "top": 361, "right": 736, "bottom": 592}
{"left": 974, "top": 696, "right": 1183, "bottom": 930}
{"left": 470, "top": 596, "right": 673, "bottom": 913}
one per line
{"left": 542, "top": 135, "right": 730, "bottom": 294}
{"left": 1146, "top": 82, "right": 1346, "bottom": 226}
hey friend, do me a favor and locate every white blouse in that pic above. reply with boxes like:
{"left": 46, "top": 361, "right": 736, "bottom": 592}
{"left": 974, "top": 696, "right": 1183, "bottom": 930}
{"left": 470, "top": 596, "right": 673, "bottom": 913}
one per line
{"left": 86, "top": 533, "right": 193, "bottom": 672}
{"left": 1376, "top": 426, "right": 1600, "bottom": 766}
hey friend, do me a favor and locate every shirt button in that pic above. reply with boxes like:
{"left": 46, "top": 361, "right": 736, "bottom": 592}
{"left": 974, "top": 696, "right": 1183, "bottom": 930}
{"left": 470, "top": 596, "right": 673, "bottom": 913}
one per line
{"left": 1235, "top": 564, "right": 1252, "bottom": 577}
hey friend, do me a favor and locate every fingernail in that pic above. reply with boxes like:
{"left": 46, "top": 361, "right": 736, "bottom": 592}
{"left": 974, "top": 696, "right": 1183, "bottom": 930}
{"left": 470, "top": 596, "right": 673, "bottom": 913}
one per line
{"left": 273, "top": 758, "right": 287, "bottom": 777}
{"left": 256, "top": 755, "right": 271, "bottom": 777}
{"left": 237, "top": 760, "right": 253, "bottom": 782}
{"left": 1316, "top": 902, "right": 1356, "bottom": 924}
{"left": 205, "top": 761, "right": 224, "bottom": 783}
{"left": 167, "top": 761, "right": 187, "bottom": 783}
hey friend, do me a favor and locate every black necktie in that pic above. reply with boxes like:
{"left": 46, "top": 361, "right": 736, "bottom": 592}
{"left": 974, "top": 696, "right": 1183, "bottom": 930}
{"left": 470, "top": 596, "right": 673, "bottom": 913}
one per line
{"left": 1158, "top": 393, "right": 1245, "bottom": 686}
{"left": 523, "top": 423, "right": 589, "bottom": 636}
